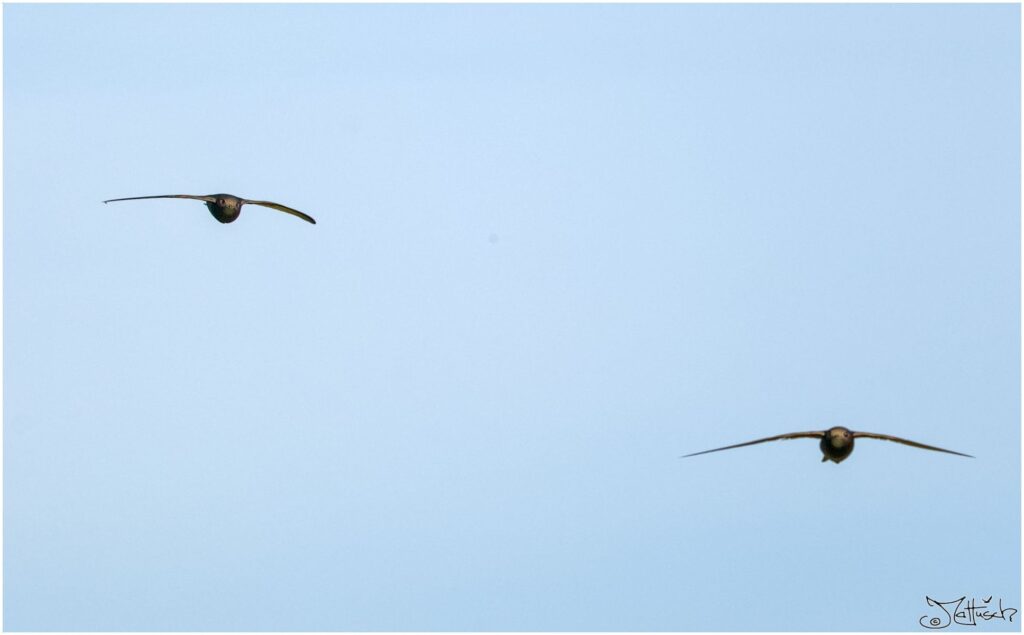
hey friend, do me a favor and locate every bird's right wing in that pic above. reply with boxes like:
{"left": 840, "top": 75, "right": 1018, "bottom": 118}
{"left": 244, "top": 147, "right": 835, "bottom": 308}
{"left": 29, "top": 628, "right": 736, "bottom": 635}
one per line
{"left": 103, "top": 195, "right": 215, "bottom": 204}
{"left": 852, "top": 431, "right": 973, "bottom": 458}
{"left": 682, "top": 431, "right": 825, "bottom": 458}
{"left": 242, "top": 199, "right": 317, "bottom": 224}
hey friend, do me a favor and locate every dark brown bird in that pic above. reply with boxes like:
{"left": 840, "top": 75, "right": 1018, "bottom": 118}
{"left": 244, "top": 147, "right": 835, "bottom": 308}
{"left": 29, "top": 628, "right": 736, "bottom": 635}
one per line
{"left": 682, "top": 426, "right": 972, "bottom": 463}
{"left": 103, "top": 193, "right": 316, "bottom": 224}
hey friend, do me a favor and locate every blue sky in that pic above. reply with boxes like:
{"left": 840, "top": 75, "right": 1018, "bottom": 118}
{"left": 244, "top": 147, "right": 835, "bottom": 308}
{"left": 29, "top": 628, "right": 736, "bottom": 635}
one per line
{"left": 4, "top": 3, "right": 1019, "bottom": 631}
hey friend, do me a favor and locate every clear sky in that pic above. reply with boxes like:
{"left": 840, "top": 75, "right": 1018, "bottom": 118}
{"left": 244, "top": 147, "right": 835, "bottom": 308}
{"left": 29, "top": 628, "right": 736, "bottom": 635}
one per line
{"left": 4, "top": 3, "right": 1019, "bottom": 631}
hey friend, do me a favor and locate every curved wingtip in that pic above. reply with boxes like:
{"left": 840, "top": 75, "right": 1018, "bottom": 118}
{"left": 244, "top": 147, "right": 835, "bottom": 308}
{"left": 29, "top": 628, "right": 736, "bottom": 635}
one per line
{"left": 679, "top": 450, "right": 710, "bottom": 458}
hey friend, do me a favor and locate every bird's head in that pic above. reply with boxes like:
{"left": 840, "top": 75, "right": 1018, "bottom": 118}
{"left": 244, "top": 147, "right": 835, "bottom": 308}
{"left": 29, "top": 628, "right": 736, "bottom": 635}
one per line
{"left": 213, "top": 194, "right": 241, "bottom": 210}
{"left": 826, "top": 426, "right": 853, "bottom": 448}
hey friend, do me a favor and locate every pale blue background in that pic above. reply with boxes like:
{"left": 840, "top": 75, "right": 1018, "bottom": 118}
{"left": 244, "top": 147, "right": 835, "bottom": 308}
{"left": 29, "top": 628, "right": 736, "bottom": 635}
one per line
{"left": 4, "top": 4, "right": 1020, "bottom": 631}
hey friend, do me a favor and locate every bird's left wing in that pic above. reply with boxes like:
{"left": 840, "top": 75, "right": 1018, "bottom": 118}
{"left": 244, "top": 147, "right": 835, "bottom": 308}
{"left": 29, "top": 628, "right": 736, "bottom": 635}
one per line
{"left": 682, "top": 431, "right": 825, "bottom": 458}
{"left": 242, "top": 199, "right": 316, "bottom": 224}
{"left": 852, "top": 431, "right": 973, "bottom": 458}
{"left": 103, "top": 194, "right": 215, "bottom": 204}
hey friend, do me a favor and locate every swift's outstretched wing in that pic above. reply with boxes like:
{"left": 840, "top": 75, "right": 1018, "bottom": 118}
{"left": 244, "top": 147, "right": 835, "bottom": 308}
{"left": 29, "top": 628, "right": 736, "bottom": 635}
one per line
{"left": 242, "top": 199, "right": 316, "bottom": 224}
{"left": 852, "top": 431, "right": 972, "bottom": 458}
{"left": 682, "top": 431, "right": 825, "bottom": 458}
{"left": 103, "top": 194, "right": 215, "bottom": 204}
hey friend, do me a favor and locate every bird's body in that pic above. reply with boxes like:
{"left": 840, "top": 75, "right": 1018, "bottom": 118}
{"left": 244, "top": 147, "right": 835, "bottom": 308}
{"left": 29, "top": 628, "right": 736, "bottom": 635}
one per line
{"left": 103, "top": 193, "right": 316, "bottom": 225}
{"left": 820, "top": 427, "right": 855, "bottom": 463}
{"left": 684, "top": 425, "right": 971, "bottom": 463}
{"left": 204, "top": 194, "right": 243, "bottom": 224}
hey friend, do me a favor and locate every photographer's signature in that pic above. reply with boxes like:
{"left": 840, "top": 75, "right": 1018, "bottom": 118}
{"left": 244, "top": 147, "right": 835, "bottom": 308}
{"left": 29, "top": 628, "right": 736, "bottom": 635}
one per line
{"left": 920, "top": 596, "right": 1017, "bottom": 629}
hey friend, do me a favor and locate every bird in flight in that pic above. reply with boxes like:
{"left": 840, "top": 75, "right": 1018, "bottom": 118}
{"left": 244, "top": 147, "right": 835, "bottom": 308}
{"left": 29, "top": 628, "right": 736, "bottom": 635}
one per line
{"left": 682, "top": 426, "right": 972, "bottom": 463}
{"left": 103, "top": 193, "right": 316, "bottom": 225}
